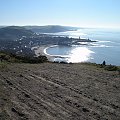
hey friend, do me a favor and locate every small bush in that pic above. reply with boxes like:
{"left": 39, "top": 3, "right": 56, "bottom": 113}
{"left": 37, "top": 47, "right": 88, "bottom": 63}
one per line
{"left": 81, "top": 62, "right": 119, "bottom": 72}
{"left": 54, "top": 61, "right": 59, "bottom": 63}
{"left": 117, "top": 68, "right": 120, "bottom": 75}
{"left": 14, "top": 55, "right": 48, "bottom": 63}
{"left": 0, "top": 62, "right": 7, "bottom": 69}
{"left": 104, "top": 65, "right": 118, "bottom": 71}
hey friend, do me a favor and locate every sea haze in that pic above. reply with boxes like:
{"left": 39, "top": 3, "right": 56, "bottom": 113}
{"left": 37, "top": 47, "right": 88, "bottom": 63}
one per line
{"left": 45, "top": 28, "right": 120, "bottom": 65}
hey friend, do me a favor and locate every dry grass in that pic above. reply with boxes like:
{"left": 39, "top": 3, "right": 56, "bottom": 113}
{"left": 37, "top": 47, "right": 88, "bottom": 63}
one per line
{"left": 0, "top": 62, "right": 120, "bottom": 120}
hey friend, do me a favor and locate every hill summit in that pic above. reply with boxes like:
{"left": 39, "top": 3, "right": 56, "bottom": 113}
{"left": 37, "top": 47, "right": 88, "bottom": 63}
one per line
{"left": 0, "top": 26, "right": 34, "bottom": 41}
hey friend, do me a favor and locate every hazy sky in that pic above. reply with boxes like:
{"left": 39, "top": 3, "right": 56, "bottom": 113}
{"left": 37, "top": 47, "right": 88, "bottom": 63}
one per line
{"left": 0, "top": 0, "right": 120, "bottom": 28}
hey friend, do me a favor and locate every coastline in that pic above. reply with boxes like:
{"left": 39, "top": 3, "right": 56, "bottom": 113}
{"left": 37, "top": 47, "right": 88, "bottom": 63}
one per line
{"left": 33, "top": 45, "right": 70, "bottom": 62}
{"left": 32, "top": 45, "right": 55, "bottom": 61}
{"left": 33, "top": 45, "right": 120, "bottom": 66}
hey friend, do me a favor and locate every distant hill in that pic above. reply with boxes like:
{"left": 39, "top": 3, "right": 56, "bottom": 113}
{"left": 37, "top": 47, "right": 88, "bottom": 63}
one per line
{"left": 0, "top": 26, "right": 6, "bottom": 29}
{"left": 24, "top": 25, "right": 79, "bottom": 33}
{"left": 0, "top": 26, "right": 34, "bottom": 41}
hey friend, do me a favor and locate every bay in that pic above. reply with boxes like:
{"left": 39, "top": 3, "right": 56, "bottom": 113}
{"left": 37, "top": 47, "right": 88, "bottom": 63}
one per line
{"left": 45, "top": 28, "right": 120, "bottom": 65}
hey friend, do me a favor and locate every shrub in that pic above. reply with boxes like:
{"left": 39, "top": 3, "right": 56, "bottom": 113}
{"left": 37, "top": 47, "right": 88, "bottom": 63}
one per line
{"left": 104, "top": 65, "right": 118, "bottom": 71}
{"left": 0, "top": 62, "right": 7, "bottom": 69}
{"left": 14, "top": 55, "right": 48, "bottom": 63}
{"left": 0, "top": 51, "right": 48, "bottom": 64}
{"left": 37, "top": 55, "right": 48, "bottom": 63}
{"left": 117, "top": 68, "right": 120, "bottom": 75}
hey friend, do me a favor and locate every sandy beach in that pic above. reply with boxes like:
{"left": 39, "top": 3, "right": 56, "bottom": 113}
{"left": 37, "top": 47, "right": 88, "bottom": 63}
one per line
{"left": 33, "top": 45, "right": 68, "bottom": 62}
{"left": 32, "top": 45, "right": 54, "bottom": 61}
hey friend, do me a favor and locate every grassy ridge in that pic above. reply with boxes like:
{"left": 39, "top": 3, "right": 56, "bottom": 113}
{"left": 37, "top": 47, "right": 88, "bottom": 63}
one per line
{"left": 0, "top": 51, "right": 48, "bottom": 64}
{"left": 0, "top": 51, "right": 119, "bottom": 72}
{"left": 81, "top": 62, "right": 120, "bottom": 72}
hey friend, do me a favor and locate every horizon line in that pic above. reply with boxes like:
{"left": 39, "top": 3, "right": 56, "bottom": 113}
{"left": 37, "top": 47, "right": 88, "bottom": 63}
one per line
{"left": 0, "top": 24, "right": 120, "bottom": 29}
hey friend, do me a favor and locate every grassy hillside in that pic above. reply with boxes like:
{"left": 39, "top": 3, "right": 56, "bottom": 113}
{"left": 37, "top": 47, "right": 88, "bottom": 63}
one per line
{"left": 0, "top": 51, "right": 48, "bottom": 64}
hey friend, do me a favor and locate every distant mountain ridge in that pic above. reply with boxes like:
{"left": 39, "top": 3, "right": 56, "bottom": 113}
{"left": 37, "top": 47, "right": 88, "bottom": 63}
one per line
{"left": 24, "top": 25, "right": 79, "bottom": 33}
{"left": 0, "top": 25, "right": 79, "bottom": 41}
{"left": 0, "top": 26, "right": 34, "bottom": 40}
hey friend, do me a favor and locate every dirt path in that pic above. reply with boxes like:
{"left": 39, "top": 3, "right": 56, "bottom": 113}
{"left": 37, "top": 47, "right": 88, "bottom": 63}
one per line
{"left": 0, "top": 63, "right": 120, "bottom": 120}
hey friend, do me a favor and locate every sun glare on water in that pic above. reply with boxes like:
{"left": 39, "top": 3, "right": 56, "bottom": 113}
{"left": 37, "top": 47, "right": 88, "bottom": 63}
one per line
{"left": 67, "top": 47, "right": 94, "bottom": 63}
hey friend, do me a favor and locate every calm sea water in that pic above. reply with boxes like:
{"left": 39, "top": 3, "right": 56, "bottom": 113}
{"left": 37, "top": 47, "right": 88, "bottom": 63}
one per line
{"left": 46, "top": 28, "right": 120, "bottom": 65}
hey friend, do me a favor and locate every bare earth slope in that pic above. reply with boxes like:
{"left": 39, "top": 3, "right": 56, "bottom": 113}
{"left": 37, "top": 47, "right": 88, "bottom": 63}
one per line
{"left": 0, "top": 63, "right": 120, "bottom": 120}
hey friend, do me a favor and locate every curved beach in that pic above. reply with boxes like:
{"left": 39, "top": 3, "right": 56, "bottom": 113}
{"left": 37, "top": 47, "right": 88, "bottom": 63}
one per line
{"left": 33, "top": 45, "right": 70, "bottom": 62}
{"left": 33, "top": 45, "right": 57, "bottom": 61}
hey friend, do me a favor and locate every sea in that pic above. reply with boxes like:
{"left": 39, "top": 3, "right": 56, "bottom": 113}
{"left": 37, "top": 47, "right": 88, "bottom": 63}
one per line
{"left": 45, "top": 28, "right": 120, "bottom": 66}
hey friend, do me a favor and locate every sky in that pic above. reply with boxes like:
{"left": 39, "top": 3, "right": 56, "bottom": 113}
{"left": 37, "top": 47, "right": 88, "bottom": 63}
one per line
{"left": 0, "top": 0, "right": 120, "bottom": 28}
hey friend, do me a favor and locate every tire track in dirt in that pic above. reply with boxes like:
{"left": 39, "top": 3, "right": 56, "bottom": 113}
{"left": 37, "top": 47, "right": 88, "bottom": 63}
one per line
{"left": 28, "top": 74, "right": 120, "bottom": 119}
{"left": 1, "top": 74, "right": 88, "bottom": 119}
{"left": 1, "top": 63, "right": 120, "bottom": 120}
{"left": 0, "top": 73, "right": 103, "bottom": 120}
